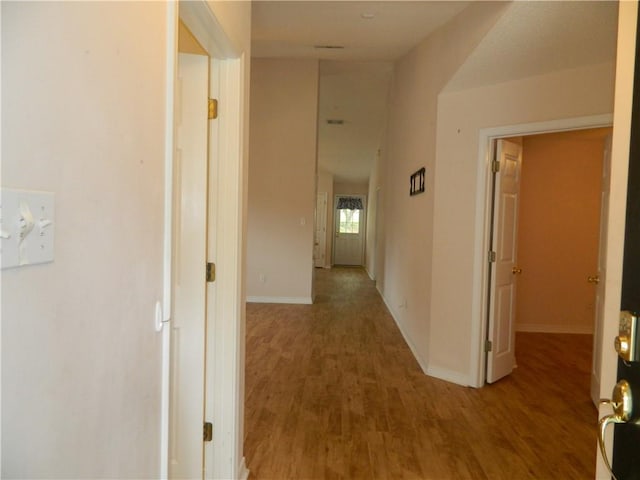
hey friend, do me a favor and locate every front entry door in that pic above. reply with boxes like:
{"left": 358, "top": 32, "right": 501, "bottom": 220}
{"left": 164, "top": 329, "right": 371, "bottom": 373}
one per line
{"left": 613, "top": 7, "right": 640, "bottom": 476}
{"left": 486, "top": 139, "right": 523, "bottom": 383}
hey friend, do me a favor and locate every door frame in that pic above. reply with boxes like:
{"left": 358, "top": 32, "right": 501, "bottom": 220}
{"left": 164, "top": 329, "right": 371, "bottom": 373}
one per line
{"left": 315, "top": 191, "right": 328, "bottom": 268}
{"left": 161, "top": 2, "right": 247, "bottom": 479}
{"left": 470, "top": 114, "right": 613, "bottom": 388}
{"left": 333, "top": 194, "right": 367, "bottom": 266}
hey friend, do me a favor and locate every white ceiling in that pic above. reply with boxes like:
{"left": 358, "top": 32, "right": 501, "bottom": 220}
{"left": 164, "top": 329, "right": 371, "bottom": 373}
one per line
{"left": 251, "top": 1, "right": 470, "bottom": 61}
{"left": 446, "top": 1, "right": 619, "bottom": 91}
{"left": 251, "top": 1, "right": 619, "bottom": 184}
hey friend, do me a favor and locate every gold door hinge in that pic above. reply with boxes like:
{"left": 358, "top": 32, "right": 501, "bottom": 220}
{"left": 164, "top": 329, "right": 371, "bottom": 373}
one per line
{"left": 208, "top": 98, "right": 218, "bottom": 120}
{"left": 206, "top": 262, "right": 216, "bottom": 282}
{"left": 485, "top": 340, "right": 493, "bottom": 352}
{"left": 203, "top": 422, "right": 213, "bottom": 442}
{"left": 491, "top": 160, "right": 500, "bottom": 173}
{"left": 488, "top": 251, "right": 496, "bottom": 263}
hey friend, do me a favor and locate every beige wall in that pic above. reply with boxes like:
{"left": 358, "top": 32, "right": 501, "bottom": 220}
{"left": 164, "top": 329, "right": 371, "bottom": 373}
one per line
{"left": 379, "top": 2, "right": 509, "bottom": 376}
{"left": 516, "top": 129, "right": 610, "bottom": 334}
{"left": 377, "top": 0, "right": 615, "bottom": 385}
{"left": 247, "top": 58, "right": 319, "bottom": 302}
{"left": 429, "top": 62, "right": 614, "bottom": 383}
{"left": 317, "top": 169, "right": 334, "bottom": 268}
{"left": 1, "top": 2, "right": 167, "bottom": 476}
{"left": 1, "top": 1, "right": 253, "bottom": 476}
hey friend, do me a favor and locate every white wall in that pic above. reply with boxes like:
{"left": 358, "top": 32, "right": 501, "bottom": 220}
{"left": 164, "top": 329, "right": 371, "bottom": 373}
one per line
{"left": 431, "top": 62, "right": 614, "bottom": 382}
{"left": 379, "top": 1, "right": 509, "bottom": 375}
{"left": 247, "top": 59, "right": 319, "bottom": 303}
{"left": 2, "top": 2, "right": 167, "bottom": 477}
{"left": 378, "top": 0, "right": 616, "bottom": 385}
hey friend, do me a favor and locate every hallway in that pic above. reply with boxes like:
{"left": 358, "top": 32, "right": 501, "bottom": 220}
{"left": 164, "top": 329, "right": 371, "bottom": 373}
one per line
{"left": 244, "top": 267, "right": 597, "bottom": 479}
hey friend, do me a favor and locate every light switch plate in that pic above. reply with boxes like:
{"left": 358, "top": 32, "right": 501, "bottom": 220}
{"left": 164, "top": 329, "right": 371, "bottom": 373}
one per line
{"left": 1, "top": 188, "right": 55, "bottom": 269}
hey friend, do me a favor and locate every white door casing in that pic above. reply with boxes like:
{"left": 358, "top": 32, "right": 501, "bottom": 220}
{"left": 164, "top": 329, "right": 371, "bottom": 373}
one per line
{"left": 487, "top": 139, "right": 522, "bottom": 384}
{"left": 590, "top": 134, "right": 613, "bottom": 406}
{"left": 334, "top": 195, "right": 366, "bottom": 266}
{"left": 315, "top": 192, "right": 328, "bottom": 268}
{"left": 169, "top": 52, "right": 209, "bottom": 479}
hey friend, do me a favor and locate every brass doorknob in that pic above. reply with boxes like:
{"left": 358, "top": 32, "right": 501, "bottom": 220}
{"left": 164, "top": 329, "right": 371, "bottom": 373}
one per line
{"left": 512, "top": 267, "right": 522, "bottom": 275}
{"left": 588, "top": 275, "right": 600, "bottom": 284}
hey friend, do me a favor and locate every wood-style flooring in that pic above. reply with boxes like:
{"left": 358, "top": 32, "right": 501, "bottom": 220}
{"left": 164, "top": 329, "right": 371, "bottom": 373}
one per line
{"left": 244, "top": 267, "right": 597, "bottom": 479}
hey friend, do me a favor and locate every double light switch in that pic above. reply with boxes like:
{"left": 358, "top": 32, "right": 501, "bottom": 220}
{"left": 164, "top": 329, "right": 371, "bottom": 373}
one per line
{"left": 1, "top": 188, "right": 55, "bottom": 269}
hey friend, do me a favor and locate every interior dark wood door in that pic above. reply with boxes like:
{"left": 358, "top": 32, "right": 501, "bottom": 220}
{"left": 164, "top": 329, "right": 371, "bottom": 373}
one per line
{"left": 613, "top": 7, "right": 640, "bottom": 479}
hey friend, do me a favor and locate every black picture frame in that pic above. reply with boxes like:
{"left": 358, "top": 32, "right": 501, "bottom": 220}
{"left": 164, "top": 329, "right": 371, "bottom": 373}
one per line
{"left": 410, "top": 167, "right": 425, "bottom": 196}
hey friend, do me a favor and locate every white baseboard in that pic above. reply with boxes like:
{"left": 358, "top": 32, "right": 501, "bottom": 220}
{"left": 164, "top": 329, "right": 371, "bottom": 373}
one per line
{"left": 237, "top": 457, "right": 249, "bottom": 480}
{"left": 365, "top": 266, "right": 375, "bottom": 281}
{"left": 379, "top": 290, "right": 470, "bottom": 387}
{"left": 425, "top": 365, "right": 471, "bottom": 387}
{"left": 246, "top": 296, "right": 313, "bottom": 305}
{"left": 379, "top": 293, "right": 430, "bottom": 375}
{"left": 516, "top": 323, "right": 593, "bottom": 334}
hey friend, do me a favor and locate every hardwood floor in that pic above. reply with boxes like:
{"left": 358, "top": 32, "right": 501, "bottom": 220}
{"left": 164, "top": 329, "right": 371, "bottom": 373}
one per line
{"left": 244, "top": 267, "right": 598, "bottom": 479}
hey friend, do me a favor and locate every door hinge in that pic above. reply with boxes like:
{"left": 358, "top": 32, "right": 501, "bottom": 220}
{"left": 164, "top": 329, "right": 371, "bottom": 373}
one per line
{"left": 203, "top": 422, "right": 213, "bottom": 442}
{"left": 491, "top": 160, "right": 500, "bottom": 173}
{"left": 208, "top": 98, "right": 218, "bottom": 120}
{"left": 485, "top": 340, "right": 493, "bottom": 352}
{"left": 206, "top": 262, "right": 216, "bottom": 282}
{"left": 488, "top": 251, "right": 496, "bottom": 263}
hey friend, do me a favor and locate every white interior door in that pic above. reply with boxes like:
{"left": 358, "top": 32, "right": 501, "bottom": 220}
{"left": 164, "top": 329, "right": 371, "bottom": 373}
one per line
{"left": 334, "top": 195, "right": 365, "bottom": 266}
{"left": 170, "top": 52, "right": 209, "bottom": 479}
{"left": 315, "top": 192, "right": 327, "bottom": 267}
{"left": 590, "top": 134, "right": 612, "bottom": 406}
{"left": 487, "top": 139, "right": 523, "bottom": 383}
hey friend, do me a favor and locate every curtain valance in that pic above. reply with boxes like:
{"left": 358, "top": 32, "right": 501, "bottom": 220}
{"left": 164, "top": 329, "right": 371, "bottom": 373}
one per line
{"left": 337, "top": 197, "right": 363, "bottom": 210}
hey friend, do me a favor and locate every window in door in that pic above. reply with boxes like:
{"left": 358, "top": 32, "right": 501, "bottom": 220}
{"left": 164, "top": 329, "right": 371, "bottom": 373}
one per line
{"left": 338, "top": 209, "right": 360, "bottom": 234}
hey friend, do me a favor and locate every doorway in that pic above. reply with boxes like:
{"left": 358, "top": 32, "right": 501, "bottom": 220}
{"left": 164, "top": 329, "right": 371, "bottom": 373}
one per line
{"left": 484, "top": 127, "right": 612, "bottom": 393}
{"left": 333, "top": 194, "right": 366, "bottom": 266}
{"left": 161, "top": 2, "right": 248, "bottom": 479}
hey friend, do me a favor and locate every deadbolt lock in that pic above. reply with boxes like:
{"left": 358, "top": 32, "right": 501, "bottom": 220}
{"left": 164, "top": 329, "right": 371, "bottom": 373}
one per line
{"left": 616, "top": 311, "right": 639, "bottom": 362}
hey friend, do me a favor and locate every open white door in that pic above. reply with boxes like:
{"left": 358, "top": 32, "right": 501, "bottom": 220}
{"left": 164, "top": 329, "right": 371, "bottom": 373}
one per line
{"left": 315, "top": 192, "right": 328, "bottom": 267}
{"left": 590, "top": 135, "right": 612, "bottom": 405}
{"left": 487, "top": 139, "right": 523, "bottom": 383}
{"left": 169, "top": 53, "right": 209, "bottom": 479}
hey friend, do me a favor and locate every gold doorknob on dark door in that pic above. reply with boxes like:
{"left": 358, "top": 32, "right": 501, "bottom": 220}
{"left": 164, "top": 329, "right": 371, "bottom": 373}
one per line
{"left": 588, "top": 275, "right": 600, "bottom": 284}
{"left": 512, "top": 267, "right": 522, "bottom": 274}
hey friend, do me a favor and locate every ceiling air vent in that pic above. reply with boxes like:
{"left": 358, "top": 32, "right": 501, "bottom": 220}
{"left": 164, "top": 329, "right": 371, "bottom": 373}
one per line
{"left": 326, "top": 119, "right": 344, "bottom": 125}
{"left": 314, "top": 45, "right": 345, "bottom": 50}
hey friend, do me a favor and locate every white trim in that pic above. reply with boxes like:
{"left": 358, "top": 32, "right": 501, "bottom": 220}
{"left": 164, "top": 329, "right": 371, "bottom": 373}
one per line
{"left": 380, "top": 289, "right": 470, "bottom": 387}
{"left": 160, "top": 2, "right": 177, "bottom": 478}
{"left": 516, "top": 324, "right": 594, "bottom": 335}
{"left": 237, "top": 457, "right": 250, "bottom": 480}
{"left": 210, "top": 54, "right": 246, "bottom": 480}
{"left": 425, "top": 365, "right": 471, "bottom": 387}
{"left": 179, "top": 2, "right": 237, "bottom": 59}
{"left": 365, "top": 266, "right": 375, "bottom": 281}
{"left": 247, "top": 296, "right": 313, "bottom": 305}
{"left": 470, "top": 114, "right": 614, "bottom": 388}
{"left": 379, "top": 292, "right": 429, "bottom": 375}
{"left": 177, "top": 4, "right": 246, "bottom": 480}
